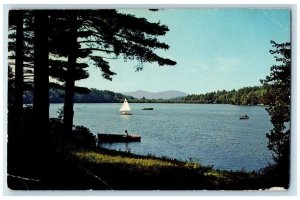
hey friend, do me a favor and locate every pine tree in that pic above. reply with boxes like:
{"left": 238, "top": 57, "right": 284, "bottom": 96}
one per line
{"left": 49, "top": 10, "right": 177, "bottom": 135}
{"left": 33, "top": 10, "right": 50, "bottom": 138}
{"left": 261, "top": 41, "right": 291, "bottom": 187}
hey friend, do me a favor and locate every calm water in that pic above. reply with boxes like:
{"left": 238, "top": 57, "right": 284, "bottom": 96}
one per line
{"left": 50, "top": 103, "right": 273, "bottom": 171}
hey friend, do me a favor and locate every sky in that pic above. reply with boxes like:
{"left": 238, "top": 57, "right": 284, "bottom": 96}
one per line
{"left": 76, "top": 9, "right": 291, "bottom": 94}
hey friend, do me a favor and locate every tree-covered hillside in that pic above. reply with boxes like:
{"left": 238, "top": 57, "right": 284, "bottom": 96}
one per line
{"left": 23, "top": 88, "right": 134, "bottom": 103}
{"left": 23, "top": 86, "right": 270, "bottom": 105}
{"left": 181, "top": 86, "right": 271, "bottom": 105}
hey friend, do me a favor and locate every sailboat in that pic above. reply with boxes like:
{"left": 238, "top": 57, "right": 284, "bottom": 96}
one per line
{"left": 119, "top": 98, "right": 132, "bottom": 115}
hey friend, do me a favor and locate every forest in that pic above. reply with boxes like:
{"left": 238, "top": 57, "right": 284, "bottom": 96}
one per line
{"left": 127, "top": 85, "right": 273, "bottom": 105}
{"left": 21, "top": 85, "right": 270, "bottom": 105}
{"left": 22, "top": 88, "right": 129, "bottom": 103}
{"left": 180, "top": 86, "right": 271, "bottom": 105}
{"left": 23, "top": 86, "right": 271, "bottom": 105}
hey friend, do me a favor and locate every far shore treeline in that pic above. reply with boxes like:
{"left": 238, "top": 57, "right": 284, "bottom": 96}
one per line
{"left": 23, "top": 85, "right": 271, "bottom": 105}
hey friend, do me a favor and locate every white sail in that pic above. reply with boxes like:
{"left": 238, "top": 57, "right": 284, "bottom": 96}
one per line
{"left": 119, "top": 98, "right": 132, "bottom": 115}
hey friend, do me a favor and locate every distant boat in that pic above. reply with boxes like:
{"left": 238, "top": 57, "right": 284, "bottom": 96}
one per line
{"left": 142, "top": 107, "right": 153, "bottom": 110}
{"left": 240, "top": 114, "right": 249, "bottom": 120}
{"left": 119, "top": 98, "right": 132, "bottom": 115}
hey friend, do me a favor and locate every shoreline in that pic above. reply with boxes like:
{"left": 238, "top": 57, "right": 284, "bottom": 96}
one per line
{"left": 71, "top": 146, "right": 273, "bottom": 190}
{"left": 45, "top": 102, "right": 269, "bottom": 107}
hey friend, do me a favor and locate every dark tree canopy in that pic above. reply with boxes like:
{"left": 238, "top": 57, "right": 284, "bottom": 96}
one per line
{"left": 261, "top": 41, "right": 291, "bottom": 188}
{"left": 45, "top": 9, "right": 177, "bottom": 135}
{"left": 261, "top": 41, "right": 291, "bottom": 162}
{"left": 7, "top": 9, "right": 175, "bottom": 136}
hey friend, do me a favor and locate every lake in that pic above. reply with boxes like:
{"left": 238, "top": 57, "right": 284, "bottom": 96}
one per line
{"left": 50, "top": 103, "right": 273, "bottom": 171}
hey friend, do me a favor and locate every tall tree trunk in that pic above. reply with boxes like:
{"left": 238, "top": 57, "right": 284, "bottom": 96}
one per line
{"left": 63, "top": 13, "right": 77, "bottom": 136}
{"left": 13, "top": 10, "right": 24, "bottom": 135}
{"left": 33, "top": 11, "right": 49, "bottom": 138}
{"left": 7, "top": 10, "right": 24, "bottom": 177}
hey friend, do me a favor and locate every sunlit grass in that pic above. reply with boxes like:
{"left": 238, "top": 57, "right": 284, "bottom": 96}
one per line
{"left": 204, "top": 171, "right": 225, "bottom": 178}
{"left": 75, "top": 151, "right": 201, "bottom": 169}
{"left": 73, "top": 150, "right": 265, "bottom": 189}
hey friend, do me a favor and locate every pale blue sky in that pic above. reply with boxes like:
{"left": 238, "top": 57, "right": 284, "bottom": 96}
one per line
{"left": 76, "top": 9, "right": 291, "bottom": 94}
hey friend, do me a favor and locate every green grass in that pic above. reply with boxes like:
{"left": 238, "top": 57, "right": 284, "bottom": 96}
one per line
{"left": 73, "top": 149, "right": 210, "bottom": 189}
{"left": 204, "top": 171, "right": 225, "bottom": 178}
{"left": 75, "top": 151, "right": 201, "bottom": 169}
{"left": 71, "top": 148, "right": 272, "bottom": 190}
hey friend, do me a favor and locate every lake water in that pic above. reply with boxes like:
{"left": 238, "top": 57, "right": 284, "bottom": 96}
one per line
{"left": 50, "top": 103, "right": 273, "bottom": 171}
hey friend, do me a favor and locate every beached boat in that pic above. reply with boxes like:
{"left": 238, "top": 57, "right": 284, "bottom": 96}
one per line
{"left": 142, "top": 107, "right": 153, "bottom": 110}
{"left": 119, "top": 98, "right": 132, "bottom": 115}
{"left": 97, "top": 133, "right": 141, "bottom": 143}
{"left": 240, "top": 114, "right": 249, "bottom": 120}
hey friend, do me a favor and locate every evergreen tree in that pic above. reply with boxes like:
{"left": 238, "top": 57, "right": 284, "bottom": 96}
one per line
{"left": 49, "top": 10, "right": 177, "bottom": 135}
{"left": 8, "top": 10, "right": 24, "bottom": 136}
{"left": 64, "top": 12, "right": 80, "bottom": 136}
{"left": 33, "top": 11, "right": 50, "bottom": 138}
{"left": 261, "top": 41, "right": 291, "bottom": 187}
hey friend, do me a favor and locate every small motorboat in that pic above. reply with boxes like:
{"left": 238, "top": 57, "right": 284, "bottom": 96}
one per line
{"left": 240, "top": 114, "right": 249, "bottom": 120}
{"left": 142, "top": 108, "right": 154, "bottom": 110}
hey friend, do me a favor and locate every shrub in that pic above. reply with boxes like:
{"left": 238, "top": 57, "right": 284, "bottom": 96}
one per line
{"left": 73, "top": 125, "right": 97, "bottom": 149}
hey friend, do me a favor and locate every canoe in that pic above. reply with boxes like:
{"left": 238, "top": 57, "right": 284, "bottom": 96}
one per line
{"left": 97, "top": 133, "right": 141, "bottom": 143}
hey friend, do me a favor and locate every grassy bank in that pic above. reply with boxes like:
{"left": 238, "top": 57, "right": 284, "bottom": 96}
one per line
{"left": 8, "top": 144, "right": 274, "bottom": 190}
{"left": 71, "top": 147, "right": 266, "bottom": 190}
{"left": 75, "top": 151, "right": 200, "bottom": 169}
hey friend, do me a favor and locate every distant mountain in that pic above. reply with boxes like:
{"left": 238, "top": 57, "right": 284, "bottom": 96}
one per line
{"left": 23, "top": 88, "right": 188, "bottom": 104}
{"left": 122, "top": 90, "right": 188, "bottom": 99}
